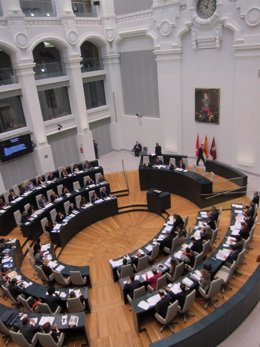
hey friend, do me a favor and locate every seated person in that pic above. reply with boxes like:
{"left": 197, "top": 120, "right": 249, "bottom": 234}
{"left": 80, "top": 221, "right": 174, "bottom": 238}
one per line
{"left": 146, "top": 268, "right": 162, "bottom": 290}
{"left": 45, "top": 220, "right": 53, "bottom": 232}
{"left": 37, "top": 175, "right": 46, "bottom": 187}
{"left": 85, "top": 177, "right": 94, "bottom": 187}
{"left": 210, "top": 206, "right": 219, "bottom": 222}
{"left": 80, "top": 196, "right": 87, "bottom": 208}
{"left": 198, "top": 267, "right": 211, "bottom": 291}
{"left": 154, "top": 157, "right": 163, "bottom": 165}
{"left": 56, "top": 211, "right": 65, "bottom": 223}
{"left": 20, "top": 211, "right": 29, "bottom": 224}
{"left": 38, "top": 194, "right": 48, "bottom": 208}
{"left": 42, "top": 321, "right": 61, "bottom": 343}
{"left": 50, "top": 190, "right": 59, "bottom": 203}
{"left": 166, "top": 283, "right": 189, "bottom": 309}
{"left": 233, "top": 235, "right": 244, "bottom": 251}
{"left": 132, "top": 141, "right": 142, "bottom": 157}
{"left": 206, "top": 213, "right": 216, "bottom": 230}
{"left": 27, "top": 204, "right": 36, "bottom": 216}
{"left": 19, "top": 317, "right": 40, "bottom": 344}
{"left": 83, "top": 160, "right": 93, "bottom": 170}
{"left": 169, "top": 162, "right": 175, "bottom": 170}
{"left": 34, "top": 249, "right": 44, "bottom": 266}
{"left": 8, "top": 278, "right": 23, "bottom": 300}
{"left": 176, "top": 158, "right": 186, "bottom": 169}
{"left": 47, "top": 172, "right": 56, "bottom": 182}
{"left": 168, "top": 258, "right": 179, "bottom": 277}
{"left": 68, "top": 202, "right": 76, "bottom": 214}
{"left": 26, "top": 180, "right": 35, "bottom": 191}
{"left": 90, "top": 191, "right": 99, "bottom": 203}
{"left": 201, "top": 225, "right": 213, "bottom": 240}
{"left": 123, "top": 274, "right": 141, "bottom": 300}
{"left": 33, "top": 238, "right": 41, "bottom": 256}
{"left": 60, "top": 167, "right": 68, "bottom": 178}
{"left": 180, "top": 247, "right": 195, "bottom": 266}
{"left": 190, "top": 236, "right": 204, "bottom": 254}
{"left": 45, "top": 286, "right": 61, "bottom": 312}
{"left": 130, "top": 250, "right": 145, "bottom": 268}
{"left": 159, "top": 230, "right": 175, "bottom": 252}
{"left": 19, "top": 184, "right": 28, "bottom": 195}
{"left": 244, "top": 210, "right": 254, "bottom": 230}
{"left": 155, "top": 290, "right": 171, "bottom": 318}
{"left": 98, "top": 174, "right": 106, "bottom": 183}
{"left": 239, "top": 221, "right": 250, "bottom": 240}
{"left": 225, "top": 244, "right": 241, "bottom": 265}
{"left": 61, "top": 185, "right": 70, "bottom": 197}
{"left": 100, "top": 186, "right": 110, "bottom": 199}
{"left": 41, "top": 259, "right": 53, "bottom": 279}
{"left": 0, "top": 197, "right": 7, "bottom": 208}
{"left": 8, "top": 189, "right": 18, "bottom": 203}
{"left": 69, "top": 290, "right": 84, "bottom": 304}
{"left": 252, "top": 191, "right": 259, "bottom": 206}
{"left": 73, "top": 164, "right": 80, "bottom": 173}
{"left": 173, "top": 214, "right": 184, "bottom": 231}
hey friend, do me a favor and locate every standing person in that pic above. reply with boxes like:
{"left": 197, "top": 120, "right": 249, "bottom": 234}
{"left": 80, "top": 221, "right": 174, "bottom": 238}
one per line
{"left": 155, "top": 143, "right": 162, "bottom": 156}
{"left": 133, "top": 141, "right": 142, "bottom": 157}
{"left": 196, "top": 144, "right": 206, "bottom": 166}
{"left": 93, "top": 140, "right": 99, "bottom": 159}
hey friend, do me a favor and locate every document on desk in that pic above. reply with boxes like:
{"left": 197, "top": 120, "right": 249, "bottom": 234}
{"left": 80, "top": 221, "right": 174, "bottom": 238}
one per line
{"left": 138, "top": 300, "right": 150, "bottom": 310}
{"left": 232, "top": 204, "right": 243, "bottom": 208}
{"left": 147, "top": 294, "right": 161, "bottom": 306}
{"left": 22, "top": 281, "right": 33, "bottom": 288}
{"left": 55, "top": 265, "right": 65, "bottom": 272}
{"left": 182, "top": 277, "right": 194, "bottom": 288}
{"left": 174, "top": 250, "right": 182, "bottom": 260}
{"left": 146, "top": 271, "right": 154, "bottom": 279}
{"left": 170, "top": 283, "right": 182, "bottom": 294}
{"left": 39, "top": 316, "right": 55, "bottom": 326}
{"left": 41, "top": 244, "right": 51, "bottom": 252}
{"left": 48, "top": 260, "right": 58, "bottom": 269}
{"left": 216, "top": 249, "right": 231, "bottom": 260}
{"left": 145, "top": 244, "right": 153, "bottom": 252}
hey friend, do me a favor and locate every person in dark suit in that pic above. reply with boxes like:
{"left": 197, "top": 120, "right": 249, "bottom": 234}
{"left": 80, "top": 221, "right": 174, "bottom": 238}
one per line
{"left": 68, "top": 202, "right": 76, "bottom": 214}
{"left": 56, "top": 211, "right": 65, "bottom": 223}
{"left": 155, "top": 290, "right": 171, "bottom": 318}
{"left": 50, "top": 190, "right": 59, "bottom": 203}
{"left": 8, "top": 189, "right": 18, "bottom": 203}
{"left": 159, "top": 230, "right": 175, "bottom": 252}
{"left": 47, "top": 172, "right": 57, "bottom": 181}
{"left": 166, "top": 283, "right": 189, "bottom": 309}
{"left": 45, "top": 287, "right": 62, "bottom": 312}
{"left": 19, "top": 317, "right": 40, "bottom": 344}
{"left": 60, "top": 167, "right": 68, "bottom": 178}
{"left": 155, "top": 143, "right": 162, "bottom": 156}
{"left": 123, "top": 274, "right": 141, "bottom": 299}
{"left": 190, "top": 237, "right": 203, "bottom": 254}
{"left": 34, "top": 249, "right": 44, "bottom": 266}
{"left": 239, "top": 221, "right": 249, "bottom": 240}
{"left": 252, "top": 192, "right": 259, "bottom": 206}
{"left": 225, "top": 244, "right": 241, "bottom": 264}
{"left": 133, "top": 141, "right": 142, "bottom": 157}
{"left": 83, "top": 160, "right": 93, "bottom": 170}
{"left": 61, "top": 186, "right": 70, "bottom": 197}
{"left": 196, "top": 144, "right": 206, "bottom": 166}
{"left": 38, "top": 194, "right": 47, "bottom": 208}
{"left": 20, "top": 211, "right": 29, "bottom": 224}
{"left": 176, "top": 158, "right": 186, "bottom": 169}
{"left": 8, "top": 278, "right": 23, "bottom": 300}
{"left": 90, "top": 191, "right": 99, "bottom": 203}
{"left": 42, "top": 259, "right": 53, "bottom": 279}
{"left": 173, "top": 214, "right": 184, "bottom": 231}
{"left": 85, "top": 177, "right": 94, "bottom": 187}
{"left": 42, "top": 321, "right": 60, "bottom": 342}
{"left": 210, "top": 206, "right": 219, "bottom": 222}
{"left": 100, "top": 186, "right": 110, "bottom": 199}
{"left": 37, "top": 175, "right": 46, "bottom": 187}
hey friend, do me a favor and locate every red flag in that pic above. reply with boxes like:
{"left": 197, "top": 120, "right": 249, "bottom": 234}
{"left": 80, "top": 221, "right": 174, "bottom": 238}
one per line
{"left": 196, "top": 134, "right": 200, "bottom": 156}
{"left": 210, "top": 137, "right": 217, "bottom": 160}
{"left": 204, "top": 135, "right": 209, "bottom": 158}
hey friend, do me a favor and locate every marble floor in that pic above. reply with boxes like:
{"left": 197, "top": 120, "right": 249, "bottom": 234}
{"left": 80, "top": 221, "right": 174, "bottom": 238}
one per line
{"left": 99, "top": 149, "right": 260, "bottom": 347}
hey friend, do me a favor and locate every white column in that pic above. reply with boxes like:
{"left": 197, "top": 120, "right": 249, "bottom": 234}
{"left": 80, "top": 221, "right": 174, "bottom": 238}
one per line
{"left": 14, "top": 62, "right": 55, "bottom": 174}
{"left": 1, "top": 0, "right": 23, "bottom": 16}
{"left": 102, "top": 53, "right": 125, "bottom": 150}
{"left": 154, "top": 48, "right": 183, "bottom": 154}
{"left": 64, "top": 57, "right": 95, "bottom": 161}
{"left": 100, "top": 0, "right": 115, "bottom": 17}
{"left": 0, "top": 173, "right": 6, "bottom": 194}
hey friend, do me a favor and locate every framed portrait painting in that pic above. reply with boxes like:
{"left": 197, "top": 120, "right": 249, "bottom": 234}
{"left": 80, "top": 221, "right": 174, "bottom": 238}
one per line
{"left": 195, "top": 88, "right": 220, "bottom": 124}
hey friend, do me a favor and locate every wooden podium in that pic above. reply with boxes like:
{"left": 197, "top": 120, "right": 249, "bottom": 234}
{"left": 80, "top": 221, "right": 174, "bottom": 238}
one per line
{"left": 146, "top": 189, "right": 171, "bottom": 214}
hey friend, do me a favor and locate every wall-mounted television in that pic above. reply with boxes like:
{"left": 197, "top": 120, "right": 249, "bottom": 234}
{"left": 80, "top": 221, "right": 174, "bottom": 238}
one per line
{"left": 0, "top": 133, "right": 33, "bottom": 162}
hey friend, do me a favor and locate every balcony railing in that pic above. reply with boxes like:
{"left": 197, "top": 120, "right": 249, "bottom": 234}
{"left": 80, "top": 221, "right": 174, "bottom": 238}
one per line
{"left": 20, "top": 0, "right": 56, "bottom": 17}
{"left": 80, "top": 58, "right": 103, "bottom": 73}
{"left": 0, "top": 68, "right": 18, "bottom": 86}
{"left": 72, "top": 1, "right": 97, "bottom": 17}
{"left": 34, "top": 62, "right": 65, "bottom": 80}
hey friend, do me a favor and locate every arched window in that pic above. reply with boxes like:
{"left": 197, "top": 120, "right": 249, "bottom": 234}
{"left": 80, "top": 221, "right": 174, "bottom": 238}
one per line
{"left": 0, "top": 50, "right": 16, "bottom": 86}
{"left": 33, "top": 42, "right": 65, "bottom": 80}
{"left": 80, "top": 41, "right": 102, "bottom": 72}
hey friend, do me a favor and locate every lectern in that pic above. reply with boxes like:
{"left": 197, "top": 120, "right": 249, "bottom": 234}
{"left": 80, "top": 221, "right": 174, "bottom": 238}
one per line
{"left": 147, "top": 189, "right": 171, "bottom": 214}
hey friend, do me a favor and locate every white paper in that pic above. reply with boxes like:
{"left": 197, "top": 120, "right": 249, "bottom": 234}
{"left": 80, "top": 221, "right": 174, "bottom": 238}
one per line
{"left": 137, "top": 300, "right": 150, "bottom": 310}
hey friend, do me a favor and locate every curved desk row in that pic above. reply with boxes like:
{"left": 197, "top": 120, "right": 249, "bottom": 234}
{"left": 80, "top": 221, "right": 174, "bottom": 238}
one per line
{"left": 2, "top": 239, "right": 91, "bottom": 312}
{"left": 50, "top": 197, "right": 118, "bottom": 248}
{"left": 0, "top": 305, "right": 90, "bottom": 346}
{"left": 0, "top": 164, "right": 103, "bottom": 236}
{"left": 21, "top": 181, "right": 110, "bottom": 240}
{"left": 139, "top": 165, "right": 212, "bottom": 208}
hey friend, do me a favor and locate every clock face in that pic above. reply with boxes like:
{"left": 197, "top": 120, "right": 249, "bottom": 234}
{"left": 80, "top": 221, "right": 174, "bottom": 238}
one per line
{"left": 196, "top": 0, "right": 217, "bottom": 19}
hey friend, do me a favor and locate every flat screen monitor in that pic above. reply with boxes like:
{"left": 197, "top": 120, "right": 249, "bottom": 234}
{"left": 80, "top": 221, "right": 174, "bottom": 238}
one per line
{"left": 0, "top": 133, "right": 33, "bottom": 162}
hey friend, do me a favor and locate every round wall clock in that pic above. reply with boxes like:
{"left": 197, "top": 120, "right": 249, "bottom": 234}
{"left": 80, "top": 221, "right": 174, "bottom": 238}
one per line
{"left": 196, "top": 0, "right": 217, "bottom": 19}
